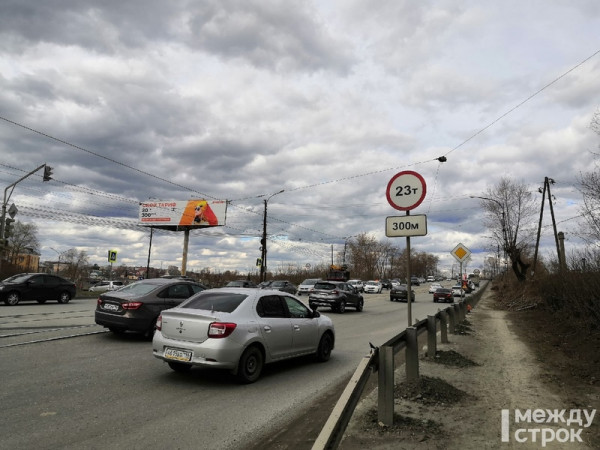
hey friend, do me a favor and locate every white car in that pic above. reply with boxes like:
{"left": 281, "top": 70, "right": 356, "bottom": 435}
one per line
{"left": 348, "top": 279, "right": 364, "bottom": 292}
{"left": 152, "top": 288, "right": 335, "bottom": 383}
{"left": 363, "top": 280, "right": 382, "bottom": 294}
{"left": 296, "top": 278, "right": 321, "bottom": 296}
{"left": 451, "top": 285, "right": 463, "bottom": 297}
{"left": 428, "top": 283, "right": 443, "bottom": 294}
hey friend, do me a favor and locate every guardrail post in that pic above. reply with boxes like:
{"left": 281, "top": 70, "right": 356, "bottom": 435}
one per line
{"left": 459, "top": 302, "right": 467, "bottom": 320}
{"left": 448, "top": 306, "right": 456, "bottom": 334}
{"left": 426, "top": 315, "right": 437, "bottom": 357}
{"left": 378, "top": 345, "right": 394, "bottom": 426}
{"left": 439, "top": 310, "right": 449, "bottom": 343}
{"left": 454, "top": 303, "right": 462, "bottom": 323}
{"left": 405, "top": 326, "right": 419, "bottom": 381}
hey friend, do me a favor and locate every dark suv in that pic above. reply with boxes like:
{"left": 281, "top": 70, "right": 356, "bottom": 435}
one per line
{"left": 308, "top": 281, "right": 364, "bottom": 313}
{"left": 0, "top": 273, "right": 76, "bottom": 306}
{"left": 390, "top": 284, "right": 415, "bottom": 302}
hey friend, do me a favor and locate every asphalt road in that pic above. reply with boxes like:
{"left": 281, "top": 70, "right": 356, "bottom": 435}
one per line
{"left": 0, "top": 285, "right": 461, "bottom": 449}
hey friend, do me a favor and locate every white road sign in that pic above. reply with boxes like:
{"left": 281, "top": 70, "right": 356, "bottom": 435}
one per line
{"left": 386, "top": 171, "right": 427, "bottom": 211}
{"left": 386, "top": 215, "right": 428, "bottom": 237}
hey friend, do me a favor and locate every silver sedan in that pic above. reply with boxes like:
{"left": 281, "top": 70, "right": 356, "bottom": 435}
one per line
{"left": 152, "top": 288, "right": 335, "bottom": 383}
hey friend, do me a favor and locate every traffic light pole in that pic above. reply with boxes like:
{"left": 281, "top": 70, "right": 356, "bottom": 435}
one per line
{"left": 0, "top": 163, "right": 52, "bottom": 273}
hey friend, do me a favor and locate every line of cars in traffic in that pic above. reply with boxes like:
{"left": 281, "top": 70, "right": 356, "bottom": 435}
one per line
{"left": 1, "top": 271, "right": 476, "bottom": 383}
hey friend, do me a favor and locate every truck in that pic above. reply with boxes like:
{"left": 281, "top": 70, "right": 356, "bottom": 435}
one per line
{"left": 327, "top": 265, "right": 350, "bottom": 282}
{"left": 468, "top": 272, "right": 480, "bottom": 287}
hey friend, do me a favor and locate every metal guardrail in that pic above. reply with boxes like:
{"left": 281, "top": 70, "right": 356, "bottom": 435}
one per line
{"left": 312, "top": 285, "right": 486, "bottom": 450}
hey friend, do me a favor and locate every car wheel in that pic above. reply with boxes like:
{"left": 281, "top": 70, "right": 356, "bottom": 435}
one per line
{"left": 237, "top": 345, "right": 264, "bottom": 384}
{"left": 315, "top": 332, "right": 333, "bottom": 362}
{"left": 5, "top": 291, "right": 20, "bottom": 306}
{"left": 37, "top": 299, "right": 47, "bottom": 304}
{"left": 338, "top": 301, "right": 346, "bottom": 314}
{"left": 143, "top": 318, "right": 157, "bottom": 340}
{"left": 57, "top": 291, "right": 71, "bottom": 304}
{"left": 390, "top": 297, "right": 394, "bottom": 302}
{"left": 356, "top": 299, "right": 364, "bottom": 312}
{"left": 168, "top": 361, "right": 192, "bottom": 373}
{"left": 433, "top": 298, "right": 437, "bottom": 303}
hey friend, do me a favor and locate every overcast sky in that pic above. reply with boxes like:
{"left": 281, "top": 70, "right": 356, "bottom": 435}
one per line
{"left": 1, "top": 0, "right": 599, "bottom": 278}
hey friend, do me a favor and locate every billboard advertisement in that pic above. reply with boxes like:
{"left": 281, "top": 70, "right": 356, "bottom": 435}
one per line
{"left": 138, "top": 200, "right": 227, "bottom": 228}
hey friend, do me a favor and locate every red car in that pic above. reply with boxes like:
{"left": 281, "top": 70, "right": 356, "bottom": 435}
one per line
{"left": 433, "top": 288, "right": 453, "bottom": 303}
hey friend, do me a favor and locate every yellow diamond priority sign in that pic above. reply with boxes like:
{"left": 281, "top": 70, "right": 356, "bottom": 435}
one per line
{"left": 451, "top": 243, "right": 471, "bottom": 263}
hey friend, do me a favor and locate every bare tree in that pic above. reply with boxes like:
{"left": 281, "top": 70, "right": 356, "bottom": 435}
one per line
{"left": 61, "top": 249, "right": 89, "bottom": 281}
{"left": 480, "top": 177, "right": 537, "bottom": 281}
{"left": 5, "top": 221, "right": 40, "bottom": 264}
{"left": 576, "top": 110, "right": 600, "bottom": 243}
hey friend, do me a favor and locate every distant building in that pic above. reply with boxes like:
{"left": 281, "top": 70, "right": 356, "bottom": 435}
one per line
{"left": 13, "top": 248, "right": 40, "bottom": 272}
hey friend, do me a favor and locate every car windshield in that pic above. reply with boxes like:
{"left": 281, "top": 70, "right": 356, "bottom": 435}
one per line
{"left": 183, "top": 292, "right": 247, "bottom": 313}
{"left": 271, "top": 281, "right": 286, "bottom": 287}
{"left": 314, "top": 282, "right": 336, "bottom": 290}
{"left": 366, "top": 281, "right": 377, "bottom": 285}
{"left": 4, "top": 274, "right": 32, "bottom": 283}
{"left": 301, "top": 279, "right": 319, "bottom": 285}
{"left": 227, "top": 281, "right": 249, "bottom": 287}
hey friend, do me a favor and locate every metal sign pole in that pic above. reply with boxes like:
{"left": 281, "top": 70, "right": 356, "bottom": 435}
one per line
{"left": 406, "top": 211, "right": 412, "bottom": 327}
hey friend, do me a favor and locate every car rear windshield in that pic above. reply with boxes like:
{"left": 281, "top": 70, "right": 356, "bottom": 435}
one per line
{"left": 183, "top": 292, "right": 247, "bottom": 313}
{"left": 114, "top": 282, "right": 158, "bottom": 295}
{"left": 301, "top": 279, "right": 319, "bottom": 285}
{"left": 313, "top": 282, "right": 336, "bottom": 290}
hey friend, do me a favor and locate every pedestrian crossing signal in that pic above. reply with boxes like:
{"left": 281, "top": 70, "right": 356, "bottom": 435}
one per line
{"left": 108, "top": 250, "right": 117, "bottom": 263}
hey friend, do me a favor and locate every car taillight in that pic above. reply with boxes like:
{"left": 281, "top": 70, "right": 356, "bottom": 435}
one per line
{"left": 122, "top": 301, "right": 143, "bottom": 310}
{"left": 331, "top": 290, "right": 339, "bottom": 295}
{"left": 208, "top": 322, "right": 237, "bottom": 338}
{"left": 155, "top": 315, "right": 162, "bottom": 331}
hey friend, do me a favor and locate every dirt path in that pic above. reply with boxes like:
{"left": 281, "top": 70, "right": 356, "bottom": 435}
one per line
{"left": 340, "top": 291, "right": 598, "bottom": 449}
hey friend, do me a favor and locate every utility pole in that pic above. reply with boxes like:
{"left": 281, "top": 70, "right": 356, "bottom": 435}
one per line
{"left": 1, "top": 164, "right": 53, "bottom": 274}
{"left": 259, "top": 189, "right": 284, "bottom": 283}
{"left": 532, "top": 177, "right": 563, "bottom": 277}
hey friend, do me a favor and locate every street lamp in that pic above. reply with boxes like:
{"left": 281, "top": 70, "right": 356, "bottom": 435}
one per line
{"left": 49, "top": 247, "right": 64, "bottom": 274}
{"left": 259, "top": 189, "right": 284, "bottom": 283}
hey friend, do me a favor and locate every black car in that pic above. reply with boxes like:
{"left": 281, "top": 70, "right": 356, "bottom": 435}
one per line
{"left": 390, "top": 284, "right": 415, "bottom": 302}
{"left": 226, "top": 280, "right": 258, "bottom": 288}
{"left": 380, "top": 279, "right": 392, "bottom": 290}
{"left": 308, "top": 281, "right": 364, "bottom": 313}
{"left": 268, "top": 280, "right": 297, "bottom": 295}
{"left": 0, "top": 273, "right": 76, "bottom": 306}
{"left": 95, "top": 278, "right": 206, "bottom": 339}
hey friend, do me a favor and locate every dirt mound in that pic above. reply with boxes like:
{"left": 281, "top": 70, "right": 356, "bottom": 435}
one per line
{"left": 394, "top": 375, "right": 473, "bottom": 406}
{"left": 429, "top": 349, "right": 480, "bottom": 368}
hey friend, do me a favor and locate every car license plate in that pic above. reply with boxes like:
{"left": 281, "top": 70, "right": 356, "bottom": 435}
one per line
{"left": 164, "top": 348, "right": 192, "bottom": 362}
{"left": 103, "top": 303, "right": 119, "bottom": 312}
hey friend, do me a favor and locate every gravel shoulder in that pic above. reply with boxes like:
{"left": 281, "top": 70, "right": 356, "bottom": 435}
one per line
{"left": 339, "top": 289, "right": 599, "bottom": 449}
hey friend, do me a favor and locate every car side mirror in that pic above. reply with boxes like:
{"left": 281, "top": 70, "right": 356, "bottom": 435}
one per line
{"left": 310, "top": 306, "right": 320, "bottom": 318}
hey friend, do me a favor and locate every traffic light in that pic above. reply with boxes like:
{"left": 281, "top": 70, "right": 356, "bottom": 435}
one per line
{"left": 4, "top": 218, "right": 15, "bottom": 239}
{"left": 43, "top": 165, "right": 53, "bottom": 181}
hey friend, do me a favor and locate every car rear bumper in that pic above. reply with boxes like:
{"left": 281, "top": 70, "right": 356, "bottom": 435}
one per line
{"left": 95, "top": 310, "right": 152, "bottom": 333}
{"left": 152, "top": 332, "right": 242, "bottom": 370}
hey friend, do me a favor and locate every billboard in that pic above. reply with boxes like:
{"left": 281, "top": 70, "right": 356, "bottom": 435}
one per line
{"left": 138, "top": 200, "right": 227, "bottom": 228}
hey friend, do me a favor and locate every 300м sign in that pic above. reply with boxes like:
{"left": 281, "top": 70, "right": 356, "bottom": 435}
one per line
{"left": 385, "top": 215, "right": 428, "bottom": 237}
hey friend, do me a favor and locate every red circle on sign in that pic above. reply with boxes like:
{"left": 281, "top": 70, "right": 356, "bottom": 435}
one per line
{"left": 386, "top": 171, "right": 427, "bottom": 211}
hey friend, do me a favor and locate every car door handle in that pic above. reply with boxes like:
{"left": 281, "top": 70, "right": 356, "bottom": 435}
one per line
{"left": 293, "top": 325, "right": 300, "bottom": 331}
{"left": 263, "top": 326, "right": 272, "bottom": 333}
